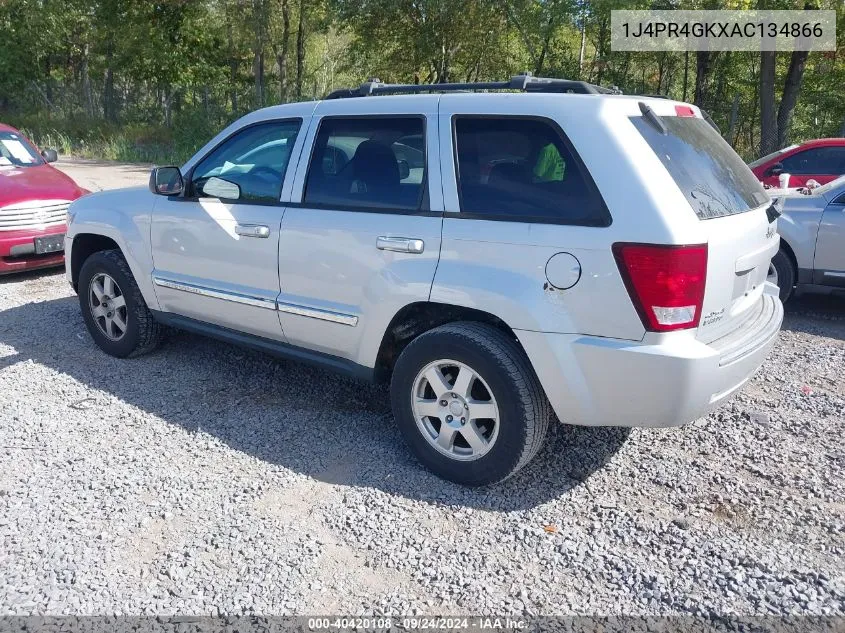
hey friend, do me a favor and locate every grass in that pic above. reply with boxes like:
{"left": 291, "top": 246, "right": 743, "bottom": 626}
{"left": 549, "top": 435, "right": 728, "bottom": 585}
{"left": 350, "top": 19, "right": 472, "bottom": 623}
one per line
{"left": 4, "top": 112, "right": 220, "bottom": 165}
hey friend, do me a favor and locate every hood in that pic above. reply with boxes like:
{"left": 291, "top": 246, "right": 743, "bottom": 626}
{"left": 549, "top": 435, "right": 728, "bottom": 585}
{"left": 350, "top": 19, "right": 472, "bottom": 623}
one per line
{"left": 0, "top": 164, "right": 88, "bottom": 208}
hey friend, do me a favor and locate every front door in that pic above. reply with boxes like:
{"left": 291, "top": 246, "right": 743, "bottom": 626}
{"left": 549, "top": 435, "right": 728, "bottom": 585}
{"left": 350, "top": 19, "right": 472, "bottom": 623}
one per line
{"left": 276, "top": 101, "right": 443, "bottom": 367}
{"left": 814, "top": 188, "right": 845, "bottom": 287}
{"left": 151, "top": 119, "right": 302, "bottom": 339}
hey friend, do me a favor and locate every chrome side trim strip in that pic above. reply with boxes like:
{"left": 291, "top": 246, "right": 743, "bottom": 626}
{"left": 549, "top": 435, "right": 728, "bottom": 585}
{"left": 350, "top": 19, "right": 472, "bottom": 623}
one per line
{"left": 153, "top": 276, "right": 277, "bottom": 310}
{"left": 276, "top": 300, "right": 359, "bottom": 326}
{"left": 823, "top": 271, "right": 845, "bottom": 278}
{"left": 153, "top": 276, "right": 358, "bottom": 325}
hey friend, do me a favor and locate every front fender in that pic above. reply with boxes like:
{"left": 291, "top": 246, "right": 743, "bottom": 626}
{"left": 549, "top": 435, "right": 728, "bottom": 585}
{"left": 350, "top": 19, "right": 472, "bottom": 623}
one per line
{"left": 66, "top": 187, "right": 160, "bottom": 310}
{"left": 777, "top": 209, "right": 822, "bottom": 271}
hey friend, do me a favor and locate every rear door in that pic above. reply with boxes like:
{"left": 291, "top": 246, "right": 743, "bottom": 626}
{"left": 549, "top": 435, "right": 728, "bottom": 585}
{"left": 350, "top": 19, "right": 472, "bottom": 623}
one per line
{"left": 276, "top": 98, "right": 443, "bottom": 366}
{"left": 631, "top": 110, "right": 778, "bottom": 342}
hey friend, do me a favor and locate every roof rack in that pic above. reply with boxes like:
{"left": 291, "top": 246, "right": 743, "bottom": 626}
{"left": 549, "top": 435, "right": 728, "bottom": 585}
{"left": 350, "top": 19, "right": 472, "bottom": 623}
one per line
{"left": 325, "top": 73, "right": 622, "bottom": 100}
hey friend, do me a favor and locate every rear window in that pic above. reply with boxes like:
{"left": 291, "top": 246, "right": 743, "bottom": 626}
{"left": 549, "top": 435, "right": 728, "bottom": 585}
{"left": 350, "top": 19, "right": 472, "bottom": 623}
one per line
{"left": 631, "top": 115, "right": 768, "bottom": 220}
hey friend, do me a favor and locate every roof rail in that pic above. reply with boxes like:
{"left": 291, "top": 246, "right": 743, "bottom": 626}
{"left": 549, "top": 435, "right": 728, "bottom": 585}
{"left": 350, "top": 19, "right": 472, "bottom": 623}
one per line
{"left": 324, "top": 73, "right": 622, "bottom": 100}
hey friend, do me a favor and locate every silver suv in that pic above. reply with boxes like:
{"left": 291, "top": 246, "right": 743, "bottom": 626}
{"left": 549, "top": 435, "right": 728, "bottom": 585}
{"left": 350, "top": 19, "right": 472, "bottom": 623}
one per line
{"left": 769, "top": 176, "right": 845, "bottom": 302}
{"left": 65, "top": 76, "right": 783, "bottom": 486}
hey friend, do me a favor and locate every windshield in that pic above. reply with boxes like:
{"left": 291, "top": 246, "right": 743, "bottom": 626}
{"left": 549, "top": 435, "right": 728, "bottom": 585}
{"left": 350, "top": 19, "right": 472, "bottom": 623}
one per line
{"left": 631, "top": 115, "right": 769, "bottom": 220}
{"left": 0, "top": 131, "right": 44, "bottom": 167}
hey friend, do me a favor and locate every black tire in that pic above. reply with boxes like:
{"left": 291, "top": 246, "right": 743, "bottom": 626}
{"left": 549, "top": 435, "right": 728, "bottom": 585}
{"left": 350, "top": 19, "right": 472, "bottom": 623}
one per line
{"left": 770, "top": 248, "right": 795, "bottom": 303}
{"left": 390, "top": 322, "right": 551, "bottom": 486}
{"left": 78, "top": 249, "right": 163, "bottom": 358}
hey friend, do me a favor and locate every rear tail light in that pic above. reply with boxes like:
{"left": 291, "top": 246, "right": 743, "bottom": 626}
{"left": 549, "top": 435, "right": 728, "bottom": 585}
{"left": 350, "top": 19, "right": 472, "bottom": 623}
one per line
{"left": 612, "top": 243, "right": 708, "bottom": 332}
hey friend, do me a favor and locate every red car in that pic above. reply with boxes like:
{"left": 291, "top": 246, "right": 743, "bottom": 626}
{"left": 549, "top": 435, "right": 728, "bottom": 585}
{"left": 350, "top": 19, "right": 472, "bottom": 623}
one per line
{"left": 0, "top": 124, "right": 87, "bottom": 274}
{"left": 750, "top": 138, "right": 845, "bottom": 188}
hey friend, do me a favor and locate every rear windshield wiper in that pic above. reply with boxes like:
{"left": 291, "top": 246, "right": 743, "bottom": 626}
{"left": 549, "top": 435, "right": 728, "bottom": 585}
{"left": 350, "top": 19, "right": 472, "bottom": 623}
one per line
{"left": 639, "top": 101, "right": 667, "bottom": 135}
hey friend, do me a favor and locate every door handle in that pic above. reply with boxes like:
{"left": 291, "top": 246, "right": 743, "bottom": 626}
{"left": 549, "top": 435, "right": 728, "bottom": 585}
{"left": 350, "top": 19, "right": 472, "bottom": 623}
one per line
{"left": 377, "top": 236, "right": 424, "bottom": 254}
{"left": 235, "top": 224, "right": 270, "bottom": 238}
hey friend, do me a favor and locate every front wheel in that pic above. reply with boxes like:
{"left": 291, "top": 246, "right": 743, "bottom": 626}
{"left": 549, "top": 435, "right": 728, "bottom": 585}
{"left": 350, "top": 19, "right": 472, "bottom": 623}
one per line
{"left": 768, "top": 248, "right": 795, "bottom": 303}
{"left": 390, "top": 322, "right": 551, "bottom": 486}
{"left": 78, "top": 249, "right": 163, "bottom": 358}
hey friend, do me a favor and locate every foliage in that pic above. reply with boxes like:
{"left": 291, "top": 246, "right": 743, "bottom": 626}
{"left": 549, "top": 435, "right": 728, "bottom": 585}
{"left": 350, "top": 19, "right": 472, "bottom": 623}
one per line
{"left": 0, "top": 0, "right": 842, "bottom": 162}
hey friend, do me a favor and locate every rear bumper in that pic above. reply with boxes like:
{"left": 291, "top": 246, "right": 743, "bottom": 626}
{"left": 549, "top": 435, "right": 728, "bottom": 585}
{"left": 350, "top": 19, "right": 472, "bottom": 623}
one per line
{"left": 518, "top": 289, "right": 783, "bottom": 428}
{"left": 0, "top": 224, "right": 66, "bottom": 275}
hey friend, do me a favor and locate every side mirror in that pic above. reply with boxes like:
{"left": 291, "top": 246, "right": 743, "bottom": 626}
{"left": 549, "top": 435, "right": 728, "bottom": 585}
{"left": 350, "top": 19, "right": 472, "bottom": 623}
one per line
{"left": 397, "top": 159, "right": 410, "bottom": 180}
{"left": 202, "top": 176, "right": 241, "bottom": 200}
{"left": 768, "top": 162, "right": 784, "bottom": 176}
{"left": 41, "top": 148, "right": 58, "bottom": 163}
{"left": 149, "top": 166, "right": 184, "bottom": 196}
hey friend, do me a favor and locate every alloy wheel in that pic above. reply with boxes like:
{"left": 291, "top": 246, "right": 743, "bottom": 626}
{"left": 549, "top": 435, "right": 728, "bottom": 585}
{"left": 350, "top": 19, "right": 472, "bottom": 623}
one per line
{"left": 88, "top": 273, "right": 128, "bottom": 341}
{"left": 411, "top": 359, "right": 500, "bottom": 461}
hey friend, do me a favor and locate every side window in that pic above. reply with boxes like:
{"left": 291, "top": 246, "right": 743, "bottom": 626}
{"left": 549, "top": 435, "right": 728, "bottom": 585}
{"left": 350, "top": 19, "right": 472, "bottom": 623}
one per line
{"left": 780, "top": 147, "right": 845, "bottom": 175}
{"left": 831, "top": 148, "right": 845, "bottom": 173}
{"left": 453, "top": 117, "right": 609, "bottom": 226}
{"left": 191, "top": 120, "right": 300, "bottom": 202}
{"left": 304, "top": 117, "right": 426, "bottom": 211}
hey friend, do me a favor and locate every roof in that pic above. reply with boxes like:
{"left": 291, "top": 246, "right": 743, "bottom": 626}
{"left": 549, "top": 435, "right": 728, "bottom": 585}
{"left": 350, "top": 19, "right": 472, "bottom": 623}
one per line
{"left": 793, "top": 138, "right": 845, "bottom": 148}
{"left": 325, "top": 75, "right": 621, "bottom": 100}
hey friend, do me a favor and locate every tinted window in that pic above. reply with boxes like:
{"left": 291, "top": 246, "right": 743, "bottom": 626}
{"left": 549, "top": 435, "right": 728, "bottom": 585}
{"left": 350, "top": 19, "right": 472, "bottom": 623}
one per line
{"left": 191, "top": 120, "right": 300, "bottom": 202}
{"left": 453, "top": 117, "right": 609, "bottom": 226}
{"left": 632, "top": 116, "right": 768, "bottom": 220}
{"left": 780, "top": 147, "right": 845, "bottom": 175}
{"left": 748, "top": 145, "right": 798, "bottom": 169}
{"left": 304, "top": 117, "right": 426, "bottom": 210}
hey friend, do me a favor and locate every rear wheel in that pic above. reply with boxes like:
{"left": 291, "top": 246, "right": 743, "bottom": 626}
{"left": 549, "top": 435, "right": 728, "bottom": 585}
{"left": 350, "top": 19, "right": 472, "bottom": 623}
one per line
{"left": 390, "top": 322, "right": 551, "bottom": 486}
{"left": 768, "top": 248, "right": 795, "bottom": 303}
{"left": 78, "top": 249, "right": 163, "bottom": 358}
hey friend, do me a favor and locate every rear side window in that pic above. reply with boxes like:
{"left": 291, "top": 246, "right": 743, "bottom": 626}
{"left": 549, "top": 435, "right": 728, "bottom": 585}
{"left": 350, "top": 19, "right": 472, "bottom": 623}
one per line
{"left": 632, "top": 115, "right": 768, "bottom": 220}
{"left": 304, "top": 117, "right": 426, "bottom": 211}
{"left": 779, "top": 147, "right": 845, "bottom": 175}
{"left": 453, "top": 117, "right": 610, "bottom": 226}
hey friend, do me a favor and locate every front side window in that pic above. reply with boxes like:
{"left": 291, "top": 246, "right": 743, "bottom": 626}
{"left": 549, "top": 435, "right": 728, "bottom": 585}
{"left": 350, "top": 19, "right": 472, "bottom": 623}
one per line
{"left": 304, "top": 117, "right": 426, "bottom": 211}
{"left": 780, "top": 147, "right": 845, "bottom": 175}
{"left": 453, "top": 117, "right": 609, "bottom": 226}
{"left": 191, "top": 120, "right": 300, "bottom": 203}
{"left": 0, "top": 131, "right": 44, "bottom": 167}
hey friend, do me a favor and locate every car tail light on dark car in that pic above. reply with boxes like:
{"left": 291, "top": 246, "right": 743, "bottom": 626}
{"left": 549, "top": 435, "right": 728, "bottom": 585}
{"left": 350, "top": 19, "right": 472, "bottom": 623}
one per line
{"left": 613, "top": 243, "right": 708, "bottom": 332}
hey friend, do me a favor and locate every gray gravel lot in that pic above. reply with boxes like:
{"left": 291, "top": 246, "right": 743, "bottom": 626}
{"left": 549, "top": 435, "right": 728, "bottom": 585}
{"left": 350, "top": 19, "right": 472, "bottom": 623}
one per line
{"left": 54, "top": 158, "right": 152, "bottom": 193}
{"left": 1, "top": 161, "right": 844, "bottom": 617}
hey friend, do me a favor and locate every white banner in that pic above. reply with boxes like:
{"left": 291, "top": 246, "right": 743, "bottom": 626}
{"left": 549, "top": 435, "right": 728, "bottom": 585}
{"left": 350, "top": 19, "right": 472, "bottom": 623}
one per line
{"left": 611, "top": 10, "right": 837, "bottom": 52}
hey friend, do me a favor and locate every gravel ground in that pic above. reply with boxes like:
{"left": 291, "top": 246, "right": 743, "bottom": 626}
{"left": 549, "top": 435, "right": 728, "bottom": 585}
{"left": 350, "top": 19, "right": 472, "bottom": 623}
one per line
{"left": 1, "top": 162, "right": 844, "bottom": 617}
{"left": 54, "top": 158, "right": 152, "bottom": 192}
